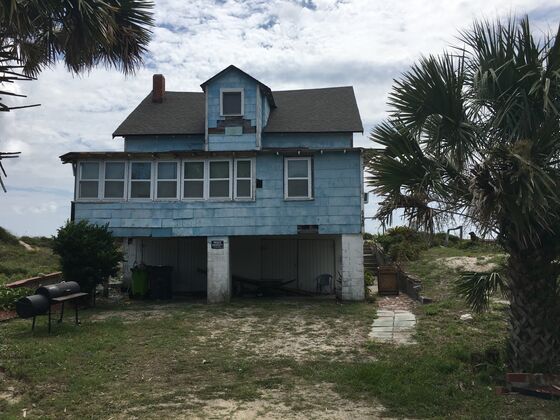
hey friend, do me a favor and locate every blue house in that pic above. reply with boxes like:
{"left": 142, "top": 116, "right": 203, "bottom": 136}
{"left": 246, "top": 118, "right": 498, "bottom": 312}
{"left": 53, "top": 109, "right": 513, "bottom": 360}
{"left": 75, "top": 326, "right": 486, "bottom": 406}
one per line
{"left": 60, "top": 65, "right": 365, "bottom": 302}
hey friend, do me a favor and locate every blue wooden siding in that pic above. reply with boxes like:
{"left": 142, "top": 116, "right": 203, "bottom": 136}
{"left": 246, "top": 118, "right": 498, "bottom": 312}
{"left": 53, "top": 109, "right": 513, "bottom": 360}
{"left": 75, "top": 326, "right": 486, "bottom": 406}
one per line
{"left": 207, "top": 133, "right": 257, "bottom": 151}
{"left": 124, "top": 135, "right": 204, "bottom": 152}
{"left": 122, "top": 133, "right": 350, "bottom": 153}
{"left": 74, "top": 151, "right": 362, "bottom": 237}
{"left": 206, "top": 70, "right": 259, "bottom": 151}
{"left": 262, "top": 133, "right": 352, "bottom": 149}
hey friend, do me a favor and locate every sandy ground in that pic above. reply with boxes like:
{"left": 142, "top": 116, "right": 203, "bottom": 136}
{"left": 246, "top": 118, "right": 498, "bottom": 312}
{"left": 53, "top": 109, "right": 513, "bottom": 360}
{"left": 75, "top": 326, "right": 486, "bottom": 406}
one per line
{"left": 91, "top": 303, "right": 373, "bottom": 362}
{"left": 439, "top": 256, "right": 499, "bottom": 272}
{"left": 121, "top": 381, "right": 389, "bottom": 419}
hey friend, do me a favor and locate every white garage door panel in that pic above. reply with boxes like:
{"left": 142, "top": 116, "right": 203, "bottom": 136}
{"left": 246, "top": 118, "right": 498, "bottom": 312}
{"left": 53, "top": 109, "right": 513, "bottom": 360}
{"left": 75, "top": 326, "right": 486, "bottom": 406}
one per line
{"left": 261, "top": 239, "right": 297, "bottom": 282}
{"left": 297, "top": 239, "right": 335, "bottom": 292}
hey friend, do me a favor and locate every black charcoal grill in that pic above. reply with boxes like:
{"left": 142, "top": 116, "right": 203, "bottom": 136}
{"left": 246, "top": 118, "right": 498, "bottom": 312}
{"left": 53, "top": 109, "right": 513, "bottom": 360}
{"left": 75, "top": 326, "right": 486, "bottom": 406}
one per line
{"left": 15, "top": 281, "right": 87, "bottom": 332}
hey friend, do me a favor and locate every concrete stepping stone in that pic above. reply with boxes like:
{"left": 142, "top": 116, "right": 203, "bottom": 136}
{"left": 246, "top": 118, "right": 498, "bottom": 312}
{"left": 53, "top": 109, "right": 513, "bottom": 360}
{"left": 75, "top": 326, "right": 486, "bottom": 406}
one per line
{"left": 369, "top": 309, "right": 417, "bottom": 345}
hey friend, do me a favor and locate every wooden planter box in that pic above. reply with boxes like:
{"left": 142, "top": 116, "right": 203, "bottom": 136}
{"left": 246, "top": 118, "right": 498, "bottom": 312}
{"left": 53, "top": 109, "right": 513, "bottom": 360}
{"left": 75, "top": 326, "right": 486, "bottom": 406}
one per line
{"left": 377, "top": 265, "right": 399, "bottom": 295}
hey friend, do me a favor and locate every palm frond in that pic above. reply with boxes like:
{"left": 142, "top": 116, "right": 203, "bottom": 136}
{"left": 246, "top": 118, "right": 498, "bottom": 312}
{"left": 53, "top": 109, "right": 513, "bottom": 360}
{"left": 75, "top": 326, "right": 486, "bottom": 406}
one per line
{"left": 456, "top": 270, "right": 509, "bottom": 312}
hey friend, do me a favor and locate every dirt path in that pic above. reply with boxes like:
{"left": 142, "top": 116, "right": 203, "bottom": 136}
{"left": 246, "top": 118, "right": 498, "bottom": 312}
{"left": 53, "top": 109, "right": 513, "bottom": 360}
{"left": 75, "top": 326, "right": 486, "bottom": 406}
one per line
{"left": 18, "top": 240, "right": 34, "bottom": 251}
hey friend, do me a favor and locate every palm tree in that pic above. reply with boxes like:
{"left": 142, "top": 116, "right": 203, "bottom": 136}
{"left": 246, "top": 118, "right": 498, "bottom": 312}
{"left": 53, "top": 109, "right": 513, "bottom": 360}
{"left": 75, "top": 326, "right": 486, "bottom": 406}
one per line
{"left": 366, "top": 16, "right": 560, "bottom": 373}
{"left": 0, "top": 0, "right": 154, "bottom": 110}
{"left": 0, "top": 0, "right": 154, "bottom": 190}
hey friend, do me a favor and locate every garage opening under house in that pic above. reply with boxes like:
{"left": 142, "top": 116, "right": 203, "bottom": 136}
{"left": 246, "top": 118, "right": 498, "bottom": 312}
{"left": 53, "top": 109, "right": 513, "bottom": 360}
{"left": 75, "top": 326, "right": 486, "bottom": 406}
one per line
{"left": 60, "top": 65, "right": 365, "bottom": 303}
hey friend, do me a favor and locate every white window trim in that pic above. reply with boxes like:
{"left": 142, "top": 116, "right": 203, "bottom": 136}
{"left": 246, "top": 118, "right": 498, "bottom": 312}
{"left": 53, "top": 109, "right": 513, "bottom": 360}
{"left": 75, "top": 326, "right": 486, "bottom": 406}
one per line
{"left": 220, "top": 88, "right": 244, "bottom": 117}
{"left": 155, "top": 160, "right": 180, "bottom": 200}
{"left": 103, "top": 161, "right": 128, "bottom": 201}
{"left": 284, "top": 157, "right": 313, "bottom": 200}
{"left": 208, "top": 159, "right": 233, "bottom": 200}
{"left": 128, "top": 161, "right": 154, "bottom": 200}
{"left": 181, "top": 159, "right": 207, "bottom": 201}
{"left": 234, "top": 158, "right": 255, "bottom": 200}
{"left": 77, "top": 160, "right": 102, "bottom": 201}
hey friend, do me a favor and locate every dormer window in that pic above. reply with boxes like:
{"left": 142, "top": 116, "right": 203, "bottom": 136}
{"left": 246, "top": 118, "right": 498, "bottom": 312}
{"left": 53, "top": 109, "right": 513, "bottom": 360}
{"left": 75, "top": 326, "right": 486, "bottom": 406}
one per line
{"left": 220, "top": 88, "right": 243, "bottom": 116}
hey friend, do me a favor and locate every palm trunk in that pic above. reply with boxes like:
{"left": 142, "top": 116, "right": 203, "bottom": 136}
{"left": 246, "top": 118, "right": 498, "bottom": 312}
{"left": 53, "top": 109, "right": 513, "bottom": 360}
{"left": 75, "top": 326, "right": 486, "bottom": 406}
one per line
{"left": 507, "top": 252, "right": 560, "bottom": 373}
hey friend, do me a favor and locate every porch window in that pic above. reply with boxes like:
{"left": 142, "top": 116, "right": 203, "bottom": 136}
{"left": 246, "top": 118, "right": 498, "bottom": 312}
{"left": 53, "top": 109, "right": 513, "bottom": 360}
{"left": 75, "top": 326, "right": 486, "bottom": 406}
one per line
{"left": 221, "top": 89, "right": 243, "bottom": 116}
{"left": 104, "top": 162, "right": 126, "bottom": 199}
{"left": 183, "top": 161, "right": 205, "bottom": 199}
{"left": 129, "top": 162, "right": 152, "bottom": 199}
{"left": 209, "top": 160, "right": 231, "bottom": 198}
{"left": 156, "top": 161, "right": 178, "bottom": 199}
{"left": 78, "top": 162, "right": 100, "bottom": 199}
{"left": 234, "top": 159, "right": 252, "bottom": 199}
{"left": 284, "top": 157, "right": 312, "bottom": 199}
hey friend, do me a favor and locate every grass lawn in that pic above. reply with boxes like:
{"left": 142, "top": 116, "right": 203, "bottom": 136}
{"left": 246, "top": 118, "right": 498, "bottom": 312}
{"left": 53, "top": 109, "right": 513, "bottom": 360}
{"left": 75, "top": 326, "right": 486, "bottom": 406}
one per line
{"left": 1, "top": 246, "right": 559, "bottom": 419}
{"left": 0, "top": 240, "right": 59, "bottom": 286}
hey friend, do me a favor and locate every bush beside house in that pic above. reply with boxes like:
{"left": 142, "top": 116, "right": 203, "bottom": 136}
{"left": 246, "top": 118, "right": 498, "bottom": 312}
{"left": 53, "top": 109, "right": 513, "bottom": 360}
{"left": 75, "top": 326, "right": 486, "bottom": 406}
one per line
{"left": 53, "top": 221, "right": 122, "bottom": 297}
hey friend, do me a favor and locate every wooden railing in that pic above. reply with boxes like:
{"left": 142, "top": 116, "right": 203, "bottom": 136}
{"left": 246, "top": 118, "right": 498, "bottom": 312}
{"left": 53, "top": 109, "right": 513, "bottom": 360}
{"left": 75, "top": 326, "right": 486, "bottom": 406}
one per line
{"left": 5, "top": 272, "right": 63, "bottom": 289}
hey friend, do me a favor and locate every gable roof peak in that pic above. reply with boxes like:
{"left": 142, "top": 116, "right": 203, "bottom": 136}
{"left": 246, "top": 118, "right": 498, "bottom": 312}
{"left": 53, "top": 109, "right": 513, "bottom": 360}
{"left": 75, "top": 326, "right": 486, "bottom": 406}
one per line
{"left": 200, "top": 65, "right": 275, "bottom": 108}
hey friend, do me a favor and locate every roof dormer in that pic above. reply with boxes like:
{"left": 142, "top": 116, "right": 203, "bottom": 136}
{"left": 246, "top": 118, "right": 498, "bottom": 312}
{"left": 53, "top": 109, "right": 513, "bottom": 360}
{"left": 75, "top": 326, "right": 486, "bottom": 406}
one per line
{"left": 201, "top": 65, "right": 275, "bottom": 151}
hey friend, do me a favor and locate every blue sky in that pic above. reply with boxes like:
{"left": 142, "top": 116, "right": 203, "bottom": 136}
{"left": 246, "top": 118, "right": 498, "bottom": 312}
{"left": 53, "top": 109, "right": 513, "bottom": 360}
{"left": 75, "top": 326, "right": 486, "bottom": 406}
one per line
{"left": 1, "top": 0, "right": 559, "bottom": 236}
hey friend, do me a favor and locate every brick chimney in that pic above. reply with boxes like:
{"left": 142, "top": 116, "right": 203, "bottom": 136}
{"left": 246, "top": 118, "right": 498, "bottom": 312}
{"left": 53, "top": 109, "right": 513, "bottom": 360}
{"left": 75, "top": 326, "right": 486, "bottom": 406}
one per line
{"left": 152, "top": 74, "right": 165, "bottom": 103}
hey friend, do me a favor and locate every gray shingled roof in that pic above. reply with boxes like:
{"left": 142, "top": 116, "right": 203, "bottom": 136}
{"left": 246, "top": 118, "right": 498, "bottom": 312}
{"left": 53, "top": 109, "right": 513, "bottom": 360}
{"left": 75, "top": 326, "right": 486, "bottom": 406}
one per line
{"left": 113, "top": 92, "right": 205, "bottom": 137}
{"left": 113, "top": 86, "right": 362, "bottom": 137}
{"left": 265, "top": 87, "right": 362, "bottom": 133}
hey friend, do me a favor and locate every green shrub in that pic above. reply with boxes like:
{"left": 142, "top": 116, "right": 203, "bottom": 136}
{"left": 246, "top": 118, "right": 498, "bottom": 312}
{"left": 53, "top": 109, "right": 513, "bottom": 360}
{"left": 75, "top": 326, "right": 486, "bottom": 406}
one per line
{"left": 363, "top": 232, "right": 374, "bottom": 240}
{"left": 375, "top": 226, "right": 428, "bottom": 262}
{"left": 20, "top": 236, "right": 54, "bottom": 249}
{"left": 364, "top": 270, "right": 375, "bottom": 286}
{"left": 0, "top": 286, "right": 33, "bottom": 311}
{"left": 432, "top": 232, "right": 461, "bottom": 246}
{"left": 53, "top": 221, "right": 123, "bottom": 294}
{"left": 0, "top": 226, "right": 19, "bottom": 245}
{"left": 388, "top": 241, "right": 423, "bottom": 261}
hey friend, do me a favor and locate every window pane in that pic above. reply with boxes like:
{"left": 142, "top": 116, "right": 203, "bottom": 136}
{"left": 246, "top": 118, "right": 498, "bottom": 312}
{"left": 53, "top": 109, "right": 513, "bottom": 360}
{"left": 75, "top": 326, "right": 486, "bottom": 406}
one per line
{"left": 209, "top": 180, "right": 229, "bottom": 197}
{"left": 236, "top": 160, "right": 251, "bottom": 178}
{"left": 184, "top": 162, "right": 204, "bottom": 179}
{"left": 222, "top": 91, "right": 242, "bottom": 115}
{"left": 131, "top": 162, "right": 151, "bottom": 180}
{"left": 105, "top": 162, "right": 125, "bottom": 180}
{"left": 79, "top": 181, "right": 98, "bottom": 198}
{"left": 287, "top": 160, "right": 308, "bottom": 178}
{"left": 236, "top": 179, "right": 251, "bottom": 198}
{"left": 131, "top": 181, "right": 151, "bottom": 198}
{"left": 157, "top": 181, "right": 177, "bottom": 198}
{"left": 184, "top": 180, "right": 204, "bottom": 198}
{"left": 104, "top": 181, "right": 124, "bottom": 198}
{"left": 288, "top": 179, "right": 309, "bottom": 197}
{"left": 81, "top": 162, "right": 99, "bottom": 180}
{"left": 158, "top": 162, "right": 177, "bottom": 180}
{"left": 210, "top": 161, "right": 229, "bottom": 179}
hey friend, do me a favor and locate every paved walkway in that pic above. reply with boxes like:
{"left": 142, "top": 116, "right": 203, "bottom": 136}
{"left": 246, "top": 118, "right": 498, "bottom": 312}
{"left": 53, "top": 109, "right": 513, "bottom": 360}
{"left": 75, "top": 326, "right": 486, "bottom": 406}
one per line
{"left": 369, "top": 309, "right": 417, "bottom": 345}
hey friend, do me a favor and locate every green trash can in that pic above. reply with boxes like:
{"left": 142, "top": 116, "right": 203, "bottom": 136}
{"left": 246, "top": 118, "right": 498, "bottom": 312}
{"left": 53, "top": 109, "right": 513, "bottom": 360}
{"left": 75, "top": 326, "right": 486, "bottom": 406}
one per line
{"left": 131, "top": 265, "right": 149, "bottom": 298}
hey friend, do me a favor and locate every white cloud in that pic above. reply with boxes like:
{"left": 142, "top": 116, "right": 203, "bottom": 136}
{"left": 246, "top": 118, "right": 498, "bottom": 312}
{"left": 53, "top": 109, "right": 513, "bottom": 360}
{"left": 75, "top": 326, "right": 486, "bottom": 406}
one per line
{"left": 1, "top": 0, "right": 559, "bottom": 235}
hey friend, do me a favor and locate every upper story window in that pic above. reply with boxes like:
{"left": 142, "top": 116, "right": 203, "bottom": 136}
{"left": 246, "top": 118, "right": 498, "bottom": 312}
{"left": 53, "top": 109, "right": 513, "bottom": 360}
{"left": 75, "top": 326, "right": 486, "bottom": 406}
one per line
{"left": 75, "top": 159, "right": 255, "bottom": 202}
{"left": 234, "top": 159, "right": 253, "bottom": 199}
{"left": 220, "top": 88, "right": 244, "bottom": 116}
{"left": 284, "top": 157, "right": 313, "bottom": 200}
{"left": 129, "top": 162, "right": 152, "bottom": 199}
{"left": 104, "top": 162, "right": 126, "bottom": 199}
{"left": 78, "top": 162, "right": 100, "bottom": 199}
{"left": 183, "top": 161, "right": 205, "bottom": 199}
{"left": 209, "top": 160, "right": 231, "bottom": 198}
{"left": 156, "top": 161, "right": 178, "bottom": 199}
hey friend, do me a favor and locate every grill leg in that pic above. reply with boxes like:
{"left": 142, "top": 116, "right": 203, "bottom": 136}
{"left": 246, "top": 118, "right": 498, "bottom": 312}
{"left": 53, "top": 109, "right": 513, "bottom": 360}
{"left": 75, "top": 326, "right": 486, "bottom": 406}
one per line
{"left": 32, "top": 316, "right": 36, "bottom": 331}
{"left": 48, "top": 306, "right": 51, "bottom": 333}
{"left": 58, "top": 302, "right": 65, "bottom": 323}
{"left": 75, "top": 301, "right": 80, "bottom": 325}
